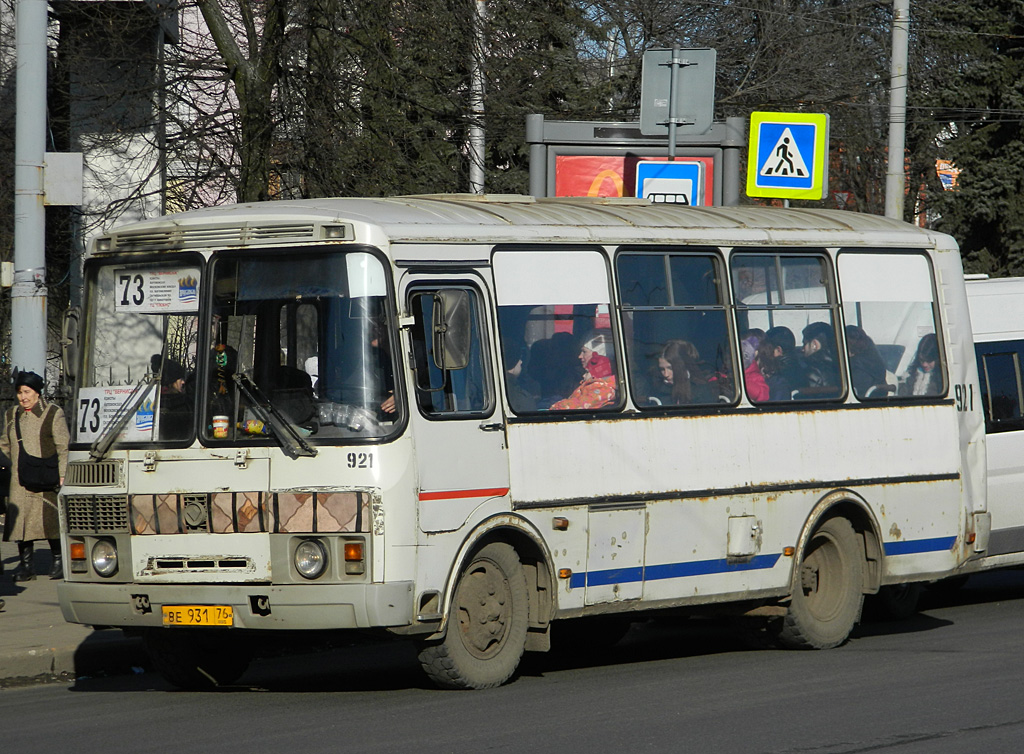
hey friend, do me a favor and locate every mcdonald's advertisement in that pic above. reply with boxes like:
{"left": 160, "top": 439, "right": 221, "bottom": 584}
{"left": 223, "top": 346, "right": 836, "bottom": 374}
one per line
{"left": 554, "top": 154, "right": 715, "bottom": 205}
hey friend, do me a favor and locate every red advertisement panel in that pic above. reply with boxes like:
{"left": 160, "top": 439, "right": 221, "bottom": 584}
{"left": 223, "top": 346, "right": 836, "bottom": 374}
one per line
{"left": 555, "top": 154, "right": 716, "bottom": 205}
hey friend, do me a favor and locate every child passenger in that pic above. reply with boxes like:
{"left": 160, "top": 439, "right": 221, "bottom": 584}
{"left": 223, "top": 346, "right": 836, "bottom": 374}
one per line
{"left": 550, "top": 333, "right": 617, "bottom": 410}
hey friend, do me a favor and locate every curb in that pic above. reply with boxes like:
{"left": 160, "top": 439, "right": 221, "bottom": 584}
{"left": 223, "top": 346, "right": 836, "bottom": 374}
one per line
{"left": 0, "top": 630, "right": 148, "bottom": 686}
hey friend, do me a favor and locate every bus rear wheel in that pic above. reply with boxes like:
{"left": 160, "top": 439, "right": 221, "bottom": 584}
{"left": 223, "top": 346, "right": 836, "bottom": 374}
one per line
{"left": 777, "top": 516, "right": 864, "bottom": 650}
{"left": 866, "top": 582, "right": 923, "bottom": 621}
{"left": 418, "top": 542, "right": 529, "bottom": 690}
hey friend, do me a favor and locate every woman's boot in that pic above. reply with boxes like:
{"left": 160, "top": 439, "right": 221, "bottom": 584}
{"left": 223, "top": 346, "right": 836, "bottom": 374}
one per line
{"left": 48, "top": 539, "right": 63, "bottom": 580}
{"left": 12, "top": 540, "right": 36, "bottom": 582}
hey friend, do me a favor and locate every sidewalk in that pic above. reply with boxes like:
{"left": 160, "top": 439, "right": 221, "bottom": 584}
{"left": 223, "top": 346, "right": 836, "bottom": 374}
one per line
{"left": 0, "top": 538, "right": 146, "bottom": 685}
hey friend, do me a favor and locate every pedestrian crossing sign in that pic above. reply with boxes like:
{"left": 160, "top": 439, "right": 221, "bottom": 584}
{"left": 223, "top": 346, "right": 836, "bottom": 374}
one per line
{"left": 746, "top": 112, "right": 829, "bottom": 200}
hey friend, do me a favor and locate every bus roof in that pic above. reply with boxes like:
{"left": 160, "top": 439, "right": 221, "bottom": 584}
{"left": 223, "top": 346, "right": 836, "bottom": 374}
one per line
{"left": 93, "top": 194, "right": 955, "bottom": 254}
{"left": 966, "top": 276, "right": 1024, "bottom": 341}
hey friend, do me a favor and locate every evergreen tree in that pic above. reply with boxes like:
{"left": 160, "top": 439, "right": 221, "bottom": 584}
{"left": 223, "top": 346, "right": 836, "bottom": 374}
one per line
{"left": 921, "top": 1, "right": 1024, "bottom": 274}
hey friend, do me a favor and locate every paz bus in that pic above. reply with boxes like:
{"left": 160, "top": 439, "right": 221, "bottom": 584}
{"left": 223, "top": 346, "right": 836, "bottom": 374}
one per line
{"left": 964, "top": 275, "right": 1024, "bottom": 573}
{"left": 57, "top": 195, "right": 986, "bottom": 689}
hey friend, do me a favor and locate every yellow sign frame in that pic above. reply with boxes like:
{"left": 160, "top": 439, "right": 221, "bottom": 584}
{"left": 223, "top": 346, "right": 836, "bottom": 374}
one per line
{"left": 746, "top": 112, "right": 829, "bottom": 200}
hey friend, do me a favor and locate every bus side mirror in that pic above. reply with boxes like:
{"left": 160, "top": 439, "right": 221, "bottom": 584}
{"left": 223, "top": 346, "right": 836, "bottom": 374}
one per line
{"left": 432, "top": 289, "right": 471, "bottom": 371}
{"left": 61, "top": 306, "right": 81, "bottom": 381}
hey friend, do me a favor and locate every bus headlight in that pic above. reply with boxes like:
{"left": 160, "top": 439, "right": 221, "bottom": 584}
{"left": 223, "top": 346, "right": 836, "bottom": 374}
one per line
{"left": 91, "top": 539, "right": 118, "bottom": 577}
{"left": 294, "top": 539, "right": 327, "bottom": 580}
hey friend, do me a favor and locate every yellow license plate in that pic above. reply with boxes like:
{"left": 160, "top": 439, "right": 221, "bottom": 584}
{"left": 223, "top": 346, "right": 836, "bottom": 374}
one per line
{"left": 162, "top": 605, "right": 233, "bottom": 627}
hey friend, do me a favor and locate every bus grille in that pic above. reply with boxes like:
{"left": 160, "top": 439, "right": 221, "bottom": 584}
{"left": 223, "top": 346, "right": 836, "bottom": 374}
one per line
{"left": 147, "top": 557, "right": 253, "bottom": 571}
{"left": 65, "top": 495, "right": 130, "bottom": 534}
{"left": 110, "top": 224, "right": 317, "bottom": 250}
{"left": 65, "top": 459, "right": 123, "bottom": 487}
{"left": 129, "top": 490, "right": 371, "bottom": 534}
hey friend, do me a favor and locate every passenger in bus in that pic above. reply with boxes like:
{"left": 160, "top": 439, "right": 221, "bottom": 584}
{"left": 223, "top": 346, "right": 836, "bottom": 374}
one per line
{"left": 899, "top": 333, "right": 942, "bottom": 396}
{"left": 502, "top": 341, "right": 540, "bottom": 412}
{"left": 741, "top": 329, "right": 769, "bottom": 402}
{"left": 741, "top": 329, "right": 764, "bottom": 370}
{"left": 655, "top": 339, "right": 717, "bottom": 405}
{"left": 800, "top": 321, "right": 842, "bottom": 397}
{"left": 370, "top": 321, "right": 397, "bottom": 416}
{"left": 757, "top": 326, "right": 804, "bottom": 401}
{"left": 550, "top": 332, "right": 617, "bottom": 410}
{"left": 845, "top": 325, "right": 889, "bottom": 399}
{"left": 271, "top": 365, "right": 317, "bottom": 426}
{"left": 529, "top": 332, "right": 582, "bottom": 408}
{"left": 151, "top": 355, "right": 193, "bottom": 438}
{"left": 304, "top": 357, "right": 319, "bottom": 392}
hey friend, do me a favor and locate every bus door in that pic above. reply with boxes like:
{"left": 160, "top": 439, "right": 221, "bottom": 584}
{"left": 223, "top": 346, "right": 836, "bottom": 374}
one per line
{"left": 402, "top": 273, "right": 510, "bottom": 534}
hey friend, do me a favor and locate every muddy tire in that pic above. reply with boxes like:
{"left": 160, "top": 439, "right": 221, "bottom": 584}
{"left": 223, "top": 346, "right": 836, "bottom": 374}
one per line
{"left": 552, "top": 616, "right": 631, "bottom": 655}
{"left": 418, "top": 542, "right": 529, "bottom": 690}
{"left": 866, "top": 583, "right": 923, "bottom": 621}
{"left": 777, "top": 516, "right": 863, "bottom": 650}
{"left": 927, "top": 574, "right": 969, "bottom": 594}
{"left": 143, "top": 629, "right": 252, "bottom": 690}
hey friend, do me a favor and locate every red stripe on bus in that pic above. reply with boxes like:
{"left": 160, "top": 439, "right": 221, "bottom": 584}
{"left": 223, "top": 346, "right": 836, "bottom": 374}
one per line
{"left": 418, "top": 487, "right": 510, "bottom": 502}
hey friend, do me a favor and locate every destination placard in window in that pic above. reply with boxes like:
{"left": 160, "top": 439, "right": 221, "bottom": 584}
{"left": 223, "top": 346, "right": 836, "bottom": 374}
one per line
{"left": 113, "top": 268, "right": 201, "bottom": 313}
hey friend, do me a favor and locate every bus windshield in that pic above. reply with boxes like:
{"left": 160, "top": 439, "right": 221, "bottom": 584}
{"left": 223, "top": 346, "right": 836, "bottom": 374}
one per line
{"left": 74, "top": 248, "right": 399, "bottom": 447}
{"left": 76, "top": 260, "right": 202, "bottom": 446}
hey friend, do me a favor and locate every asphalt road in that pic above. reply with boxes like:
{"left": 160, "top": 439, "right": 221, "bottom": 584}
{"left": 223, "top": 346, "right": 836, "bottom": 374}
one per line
{"left": 3, "top": 570, "right": 1024, "bottom": 754}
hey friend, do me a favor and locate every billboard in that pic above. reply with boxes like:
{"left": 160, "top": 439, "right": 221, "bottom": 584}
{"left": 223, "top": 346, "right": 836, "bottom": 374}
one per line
{"left": 555, "top": 154, "right": 715, "bottom": 205}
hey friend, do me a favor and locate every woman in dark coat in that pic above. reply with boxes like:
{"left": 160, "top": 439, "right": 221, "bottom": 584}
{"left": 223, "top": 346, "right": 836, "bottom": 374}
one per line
{"left": 757, "top": 326, "right": 804, "bottom": 401}
{"left": 899, "top": 333, "right": 943, "bottom": 397}
{"left": 845, "top": 325, "right": 888, "bottom": 399}
{"left": 0, "top": 371, "right": 69, "bottom": 581}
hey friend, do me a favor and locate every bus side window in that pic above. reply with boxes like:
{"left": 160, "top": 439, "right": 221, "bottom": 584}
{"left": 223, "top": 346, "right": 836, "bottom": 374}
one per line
{"left": 408, "top": 286, "right": 492, "bottom": 417}
{"left": 493, "top": 248, "right": 622, "bottom": 414}
{"left": 977, "top": 347, "right": 1024, "bottom": 432}
{"left": 616, "top": 249, "right": 736, "bottom": 408}
{"left": 837, "top": 251, "right": 943, "bottom": 401}
{"left": 731, "top": 251, "right": 841, "bottom": 403}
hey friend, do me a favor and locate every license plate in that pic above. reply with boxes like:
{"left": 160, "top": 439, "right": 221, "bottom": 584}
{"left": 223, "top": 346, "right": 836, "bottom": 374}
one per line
{"left": 162, "top": 605, "right": 233, "bottom": 627}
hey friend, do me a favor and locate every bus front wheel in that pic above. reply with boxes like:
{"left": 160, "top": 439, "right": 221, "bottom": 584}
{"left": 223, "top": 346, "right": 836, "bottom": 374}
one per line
{"left": 418, "top": 542, "right": 529, "bottom": 690}
{"left": 142, "top": 629, "right": 252, "bottom": 690}
{"left": 777, "top": 516, "right": 864, "bottom": 650}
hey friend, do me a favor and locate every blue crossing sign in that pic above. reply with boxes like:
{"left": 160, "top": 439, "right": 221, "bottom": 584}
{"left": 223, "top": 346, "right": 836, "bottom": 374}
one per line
{"left": 746, "top": 112, "right": 829, "bottom": 200}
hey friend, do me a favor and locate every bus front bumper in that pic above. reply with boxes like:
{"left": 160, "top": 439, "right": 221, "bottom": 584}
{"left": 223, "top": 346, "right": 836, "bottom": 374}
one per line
{"left": 58, "top": 580, "right": 415, "bottom": 630}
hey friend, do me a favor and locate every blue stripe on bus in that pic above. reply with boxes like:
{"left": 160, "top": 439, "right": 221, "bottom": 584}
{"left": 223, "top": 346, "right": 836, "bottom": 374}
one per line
{"left": 645, "top": 554, "right": 781, "bottom": 582}
{"left": 568, "top": 554, "right": 780, "bottom": 589}
{"left": 883, "top": 536, "right": 957, "bottom": 555}
{"left": 567, "top": 536, "right": 956, "bottom": 590}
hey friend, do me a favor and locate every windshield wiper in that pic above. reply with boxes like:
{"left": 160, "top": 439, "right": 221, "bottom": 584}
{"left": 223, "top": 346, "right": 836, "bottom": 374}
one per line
{"left": 232, "top": 373, "right": 317, "bottom": 459}
{"left": 89, "top": 374, "right": 159, "bottom": 461}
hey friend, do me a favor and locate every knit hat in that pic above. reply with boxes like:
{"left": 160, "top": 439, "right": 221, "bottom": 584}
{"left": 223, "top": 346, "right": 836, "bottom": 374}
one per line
{"left": 13, "top": 369, "right": 44, "bottom": 395}
{"left": 581, "top": 332, "right": 613, "bottom": 357}
{"left": 741, "top": 335, "right": 761, "bottom": 368}
{"left": 162, "top": 359, "right": 187, "bottom": 386}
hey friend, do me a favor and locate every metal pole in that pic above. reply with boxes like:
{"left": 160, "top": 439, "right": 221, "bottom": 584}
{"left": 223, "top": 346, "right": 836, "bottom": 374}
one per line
{"left": 468, "top": 0, "right": 487, "bottom": 194}
{"left": 12, "top": 0, "right": 48, "bottom": 378}
{"left": 667, "top": 45, "right": 679, "bottom": 161}
{"left": 721, "top": 117, "right": 745, "bottom": 206}
{"left": 885, "top": 0, "right": 910, "bottom": 220}
{"left": 525, "top": 114, "right": 547, "bottom": 198}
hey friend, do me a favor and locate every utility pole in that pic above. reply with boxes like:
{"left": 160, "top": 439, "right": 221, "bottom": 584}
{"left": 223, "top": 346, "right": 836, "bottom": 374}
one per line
{"left": 885, "top": 0, "right": 910, "bottom": 220}
{"left": 12, "top": 0, "right": 49, "bottom": 378}
{"left": 468, "top": 0, "right": 486, "bottom": 194}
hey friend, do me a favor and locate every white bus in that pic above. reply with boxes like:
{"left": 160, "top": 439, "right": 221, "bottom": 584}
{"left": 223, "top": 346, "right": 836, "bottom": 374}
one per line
{"left": 964, "top": 275, "right": 1024, "bottom": 572}
{"left": 58, "top": 196, "right": 986, "bottom": 689}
